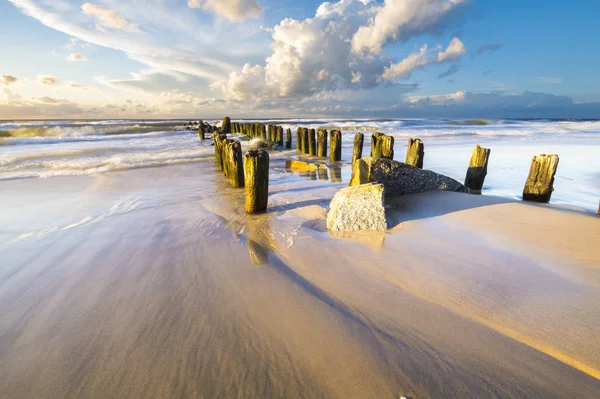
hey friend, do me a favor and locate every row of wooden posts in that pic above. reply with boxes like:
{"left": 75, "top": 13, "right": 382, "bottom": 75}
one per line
{"left": 204, "top": 117, "right": 563, "bottom": 213}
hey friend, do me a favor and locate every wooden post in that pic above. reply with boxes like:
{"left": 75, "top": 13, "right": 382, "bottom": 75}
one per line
{"left": 371, "top": 132, "right": 393, "bottom": 159}
{"left": 245, "top": 150, "right": 269, "bottom": 214}
{"left": 330, "top": 129, "right": 342, "bottom": 162}
{"left": 296, "top": 127, "right": 302, "bottom": 151}
{"left": 286, "top": 128, "right": 292, "bottom": 149}
{"left": 464, "top": 145, "right": 491, "bottom": 191}
{"left": 352, "top": 133, "right": 364, "bottom": 164}
{"left": 214, "top": 133, "right": 227, "bottom": 171}
{"left": 222, "top": 139, "right": 232, "bottom": 177}
{"left": 277, "top": 126, "right": 284, "bottom": 146}
{"left": 523, "top": 154, "right": 559, "bottom": 203}
{"left": 225, "top": 141, "right": 245, "bottom": 188}
{"left": 317, "top": 129, "right": 328, "bottom": 158}
{"left": 302, "top": 128, "right": 310, "bottom": 154}
{"left": 406, "top": 138, "right": 424, "bottom": 168}
{"left": 260, "top": 124, "right": 267, "bottom": 140}
{"left": 308, "top": 129, "right": 316, "bottom": 156}
{"left": 198, "top": 127, "right": 205, "bottom": 140}
{"left": 222, "top": 117, "right": 231, "bottom": 133}
{"left": 371, "top": 132, "right": 384, "bottom": 158}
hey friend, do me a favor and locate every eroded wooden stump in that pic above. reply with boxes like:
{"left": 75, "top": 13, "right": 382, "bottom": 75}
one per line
{"left": 245, "top": 150, "right": 269, "bottom": 214}
{"left": 523, "top": 154, "right": 559, "bottom": 203}
{"left": 213, "top": 133, "right": 227, "bottom": 171}
{"left": 352, "top": 133, "right": 364, "bottom": 164}
{"left": 330, "top": 129, "right": 342, "bottom": 162}
{"left": 198, "top": 127, "right": 205, "bottom": 140}
{"left": 286, "top": 128, "right": 292, "bottom": 149}
{"left": 406, "top": 138, "right": 424, "bottom": 168}
{"left": 302, "top": 128, "right": 310, "bottom": 154}
{"left": 225, "top": 140, "right": 245, "bottom": 188}
{"left": 317, "top": 129, "right": 328, "bottom": 157}
{"left": 296, "top": 127, "right": 302, "bottom": 151}
{"left": 308, "top": 129, "right": 316, "bottom": 156}
{"left": 222, "top": 117, "right": 231, "bottom": 133}
{"left": 464, "top": 145, "right": 491, "bottom": 191}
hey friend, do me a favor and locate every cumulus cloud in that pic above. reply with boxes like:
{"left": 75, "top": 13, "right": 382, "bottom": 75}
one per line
{"left": 212, "top": 0, "right": 390, "bottom": 100}
{"left": 38, "top": 75, "right": 60, "bottom": 86}
{"left": 188, "top": 0, "right": 262, "bottom": 21}
{"left": 66, "top": 53, "right": 87, "bottom": 61}
{"left": 381, "top": 37, "right": 466, "bottom": 81}
{"left": 381, "top": 44, "right": 429, "bottom": 81}
{"left": 437, "top": 37, "right": 465, "bottom": 62}
{"left": 81, "top": 3, "right": 139, "bottom": 32}
{"left": 351, "top": 0, "right": 468, "bottom": 54}
{"left": 0, "top": 74, "right": 21, "bottom": 85}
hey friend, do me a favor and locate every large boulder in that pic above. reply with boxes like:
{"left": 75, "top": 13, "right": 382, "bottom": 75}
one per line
{"left": 350, "top": 157, "right": 469, "bottom": 197}
{"left": 327, "top": 183, "right": 387, "bottom": 232}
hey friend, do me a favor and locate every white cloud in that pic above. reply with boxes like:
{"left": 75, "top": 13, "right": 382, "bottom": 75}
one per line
{"left": 381, "top": 37, "right": 466, "bottom": 81}
{"left": 38, "top": 75, "right": 60, "bottom": 86}
{"left": 81, "top": 3, "right": 140, "bottom": 32}
{"left": 66, "top": 53, "right": 88, "bottom": 61}
{"left": 381, "top": 44, "right": 429, "bottom": 81}
{"left": 188, "top": 0, "right": 262, "bottom": 21}
{"left": 0, "top": 74, "right": 21, "bottom": 85}
{"left": 351, "top": 0, "right": 467, "bottom": 54}
{"left": 437, "top": 37, "right": 465, "bottom": 62}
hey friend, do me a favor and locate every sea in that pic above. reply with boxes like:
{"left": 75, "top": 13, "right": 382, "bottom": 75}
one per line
{"left": 1, "top": 118, "right": 599, "bottom": 213}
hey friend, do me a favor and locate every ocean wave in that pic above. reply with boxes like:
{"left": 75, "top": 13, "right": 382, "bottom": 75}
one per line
{"left": 0, "top": 146, "right": 215, "bottom": 180}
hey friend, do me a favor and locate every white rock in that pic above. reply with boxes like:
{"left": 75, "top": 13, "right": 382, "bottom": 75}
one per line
{"left": 326, "top": 183, "right": 387, "bottom": 232}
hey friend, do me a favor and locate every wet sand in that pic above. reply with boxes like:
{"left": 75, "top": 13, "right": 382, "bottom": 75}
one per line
{"left": 1, "top": 162, "right": 599, "bottom": 398}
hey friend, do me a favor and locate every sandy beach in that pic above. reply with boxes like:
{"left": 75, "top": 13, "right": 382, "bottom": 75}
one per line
{"left": 1, "top": 157, "right": 599, "bottom": 398}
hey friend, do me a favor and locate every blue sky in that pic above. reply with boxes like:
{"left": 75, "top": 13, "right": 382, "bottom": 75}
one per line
{"left": 0, "top": 0, "right": 599, "bottom": 119}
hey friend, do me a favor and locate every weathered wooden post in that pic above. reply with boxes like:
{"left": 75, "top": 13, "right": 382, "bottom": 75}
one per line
{"left": 352, "top": 133, "right": 364, "bottom": 164}
{"left": 296, "top": 127, "right": 302, "bottom": 151}
{"left": 464, "top": 145, "right": 491, "bottom": 191}
{"left": 222, "top": 117, "right": 231, "bottom": 133}
{"left": 222, "top": 138, "right": 232, "bottom": 177}
{"left": 225, "top": 141, "right": 245, "bottom": 188}
{"left": 285, "top": 128, "right": 292, "bottom": 149}
{"left": 371, "top": 132, "right": 393, "bottom": 159}
{"left": 214, "top": 133, "right": 227, "bottom": 171}
{"left": 406, "top": 138, "right": 424, "bottom": 168}
{"left": 260, "top": 124, "right": 267, "bottom": 139}
{"left": 198, "top": 127, "right": 205, "bottom": 140}
{"left": 245, "top": 150, "right": 269, "bottom": 214}
{"left": 371, "top": 132, "right": 384, "bottom": 158}
{"left": 330, "top": 129, "right": 342, "bottom": 162}
{"left": 302, "top": 128, "right": 310, "bottom": 154}
{"left": 523, "top": 154, "right": 559, "bottom": 203}
{"left": 317, "top": 129, "right": 328, "bottom": 157}
{"left": 277, "top": 126, "right": 284, "bottom": 146}
{"left": 308, "top": 129, "right": 316, "bottom": 156}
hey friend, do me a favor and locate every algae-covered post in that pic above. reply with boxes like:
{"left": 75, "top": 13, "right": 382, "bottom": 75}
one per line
{"left": 277, "top": 126, "right": 284, "bottom": 146}
{"left": 226, "top": 141, "right": 245, "bottom": 188}
{"left": 523, "top": 154, "right": 559, "bottom": 203}
{"left": 371, "top": 132, "right": 384, "bottom": 158}
{"left": 296, "top": 127, "right": 302, "bottom": 151}
{"left": 406, "top": 138, "right": 424, "bottom": 168}
{"left": 380, "top": 135, "right": 394, "bottom": 160}
{"left": 352, "top": 133, "right": 364, "bottom": 164}
{"left": 302, "top": 128, "right": 310, "bottom": 154}
{"left": 222, "top": 117, "right": 231, "bottom": 133}
{"left": 286, "top": 128, "right": 292, "bottom": 149}
{"left": 317, "top": 129, "right": 328, "bottom": 158}
{"left": 330, "top": 129, "right": 342, "bottom": 162}
{"left": 308, "top": 129, "right": 317, "bottom": 156}
{"left": 214, "top": 133, "right": 227, "bottom": 171}
{"left": 464, "top": 145, "right": 491, "bottom": 191}
{"left": 198, "top": 127, "right": 205, "bottom": 140}
{"left": 245, "top": 150, "right": 269, "bottom": 214}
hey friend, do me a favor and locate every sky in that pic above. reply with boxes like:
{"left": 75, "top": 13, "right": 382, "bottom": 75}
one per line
{"left": 0, "top": 0, "right": 599, "bottom": 119}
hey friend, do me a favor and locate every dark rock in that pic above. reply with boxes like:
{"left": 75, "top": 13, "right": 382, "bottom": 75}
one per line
{"left": 350, "top": 157, "right": 469, "bottom": 197}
